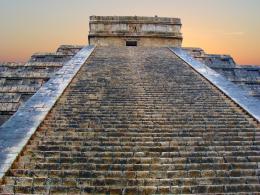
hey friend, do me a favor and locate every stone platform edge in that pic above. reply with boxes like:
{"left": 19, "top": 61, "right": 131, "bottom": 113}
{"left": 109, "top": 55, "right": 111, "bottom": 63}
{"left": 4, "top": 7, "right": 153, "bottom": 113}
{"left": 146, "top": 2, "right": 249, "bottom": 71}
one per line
{"left": 0, "top": 45, "right": 95, "bottom": 180}
{"left": 169, "top": 47, "right": 260, "bottom": 123}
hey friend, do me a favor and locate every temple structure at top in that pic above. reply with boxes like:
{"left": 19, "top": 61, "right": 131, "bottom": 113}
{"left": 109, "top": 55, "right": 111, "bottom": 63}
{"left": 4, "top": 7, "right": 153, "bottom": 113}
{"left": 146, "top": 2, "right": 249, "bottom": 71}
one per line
{"left": 88, "top": 15, "right": 183, "bottom": 47}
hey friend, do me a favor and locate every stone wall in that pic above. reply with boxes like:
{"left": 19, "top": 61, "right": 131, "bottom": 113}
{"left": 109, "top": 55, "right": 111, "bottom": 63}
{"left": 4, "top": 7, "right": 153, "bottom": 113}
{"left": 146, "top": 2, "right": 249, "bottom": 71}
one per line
{"left": 184, "top": 47, "right": 260, "bottom": 99}
{"left": 89, "top": 37, "right": 181, "bottom": 47}
{"left": 0, "top": 45, "right": 83, "bottom": 126}
{"left": 88, "top": 16, "right": 182, "bottom": 47}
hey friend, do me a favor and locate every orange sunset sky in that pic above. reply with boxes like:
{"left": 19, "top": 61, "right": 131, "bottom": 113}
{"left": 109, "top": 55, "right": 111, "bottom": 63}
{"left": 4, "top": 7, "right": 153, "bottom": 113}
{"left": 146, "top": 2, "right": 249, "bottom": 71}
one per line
{"left": 0, "top": 0, "right": 260, "bottom": 65}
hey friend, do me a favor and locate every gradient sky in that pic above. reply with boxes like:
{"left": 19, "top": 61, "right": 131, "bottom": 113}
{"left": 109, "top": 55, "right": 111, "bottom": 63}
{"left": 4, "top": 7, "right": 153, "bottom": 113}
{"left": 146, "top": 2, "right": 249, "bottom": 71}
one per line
{"left": 0, "top": 0, "right": 260, "bottom": 65}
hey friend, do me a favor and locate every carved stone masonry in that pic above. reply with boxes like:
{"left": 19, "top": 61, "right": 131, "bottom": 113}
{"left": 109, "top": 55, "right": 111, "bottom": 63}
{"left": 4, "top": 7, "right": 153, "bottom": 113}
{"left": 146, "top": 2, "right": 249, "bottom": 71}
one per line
{"left": 88, "top": 15, "right": 183, "bottom": 47}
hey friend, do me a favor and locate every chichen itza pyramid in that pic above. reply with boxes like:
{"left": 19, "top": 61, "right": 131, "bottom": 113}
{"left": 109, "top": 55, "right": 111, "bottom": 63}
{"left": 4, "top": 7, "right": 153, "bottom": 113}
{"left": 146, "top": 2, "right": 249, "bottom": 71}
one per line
{"left": 0, "top": 16, "right": 260, "bottom": 194}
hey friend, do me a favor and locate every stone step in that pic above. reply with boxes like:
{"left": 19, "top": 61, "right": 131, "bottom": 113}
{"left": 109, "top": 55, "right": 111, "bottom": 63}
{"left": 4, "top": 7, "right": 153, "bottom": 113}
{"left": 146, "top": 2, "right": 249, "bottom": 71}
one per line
{"left": 33, "top": 140, "right": 260, "bottom": 147}
{"left": 35, "top": 131, "right": 258, "bottom": 137}
{"left": 7, "top": 169, "right": 259, "bottom": 179}
{"left": 15, "top": 162, "right": 259, "bottom": 171}
{"left": 21, "top": 147, "right": 260, "bottom": 157}
{"left": 3, "top": 176, "right": 260, "bottom": 187}
{"left": 34, "top": 135, "right": 258, "bottom": 142}
{"left": 1, "top": 184, "right": 260, "bottom": 194}
{"left": 37, "top": 125, "right": 258, "bottom": 131}
{"left": 16, "top": 155, "right": 260, "bottom": 164}
{"left": 36, "top": 130, "right": 259, "bottom": 138}
{"left": 17, "top": 152, "right": 260, "bottom": 163}
{"left": 23, "top": 147, "right": 260, "bottom": 158}
{"left": 25, "top": 145, "right": 260, "bottom": 154}
{"left": 32, "top": 136, "right": 260, "bottom": 145}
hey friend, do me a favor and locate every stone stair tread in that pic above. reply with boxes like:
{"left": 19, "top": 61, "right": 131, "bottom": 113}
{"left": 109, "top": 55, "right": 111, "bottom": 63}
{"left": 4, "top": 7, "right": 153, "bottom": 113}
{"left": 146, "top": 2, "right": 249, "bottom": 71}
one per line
{"left": 1, "top": 184, "right": 260, "bottom": 194}
{"left": 7, "top": 169, "right": 260, "bottom": 179}
{"left": 16, "top": 162, "right": 259, "bottom": 171}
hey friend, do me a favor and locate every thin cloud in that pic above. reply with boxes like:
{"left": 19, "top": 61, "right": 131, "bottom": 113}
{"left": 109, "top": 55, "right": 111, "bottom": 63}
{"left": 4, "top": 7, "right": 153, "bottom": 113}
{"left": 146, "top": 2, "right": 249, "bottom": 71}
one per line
{"left": 223, "top": 31, "right": 245, "bottom": 36}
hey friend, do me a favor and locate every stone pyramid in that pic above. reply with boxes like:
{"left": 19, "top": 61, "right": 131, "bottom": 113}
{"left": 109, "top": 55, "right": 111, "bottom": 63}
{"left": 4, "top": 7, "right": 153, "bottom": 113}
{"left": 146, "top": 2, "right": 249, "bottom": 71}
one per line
{"left": 0, "top": 16, "right": 260, "bottom": 194}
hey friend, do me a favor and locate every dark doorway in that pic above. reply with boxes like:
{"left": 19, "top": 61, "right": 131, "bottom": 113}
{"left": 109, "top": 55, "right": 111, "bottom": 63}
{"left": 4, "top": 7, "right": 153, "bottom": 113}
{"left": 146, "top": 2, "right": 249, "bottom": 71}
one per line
{"left": 126, "top": 41, "right": 137, "bottom": 46}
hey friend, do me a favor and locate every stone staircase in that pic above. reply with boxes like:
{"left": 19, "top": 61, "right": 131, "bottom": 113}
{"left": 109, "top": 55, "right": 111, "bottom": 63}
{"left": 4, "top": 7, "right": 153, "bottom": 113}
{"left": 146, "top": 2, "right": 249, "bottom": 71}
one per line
{"left": 1, "top": 47, "right": 259, "bottom": 194}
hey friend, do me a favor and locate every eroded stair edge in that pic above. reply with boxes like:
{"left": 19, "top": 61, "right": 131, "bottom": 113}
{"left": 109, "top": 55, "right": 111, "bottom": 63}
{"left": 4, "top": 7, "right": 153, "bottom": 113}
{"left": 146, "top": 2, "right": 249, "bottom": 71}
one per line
{"left": 0, "top": 45, "right": 95, "bottom": 180}
{"left": 169, "top": 47, "right": 260, "bottom": 123}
